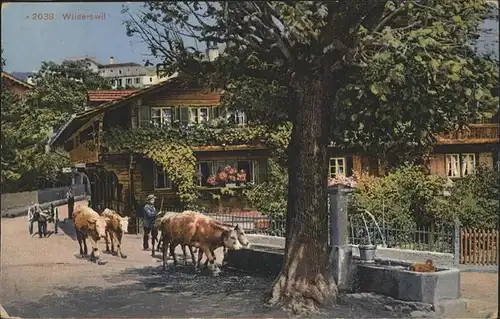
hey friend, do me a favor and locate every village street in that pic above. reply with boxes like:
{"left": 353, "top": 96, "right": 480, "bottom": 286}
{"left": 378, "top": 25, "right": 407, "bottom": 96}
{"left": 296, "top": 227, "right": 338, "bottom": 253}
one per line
{"left": 0, "top": 205, "right": 496, "bottom": 318}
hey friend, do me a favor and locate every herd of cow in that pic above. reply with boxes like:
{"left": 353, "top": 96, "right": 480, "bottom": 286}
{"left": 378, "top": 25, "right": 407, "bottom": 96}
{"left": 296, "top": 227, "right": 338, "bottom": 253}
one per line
{"left": 72, "top": 205, "right": 250, "bottom": 274}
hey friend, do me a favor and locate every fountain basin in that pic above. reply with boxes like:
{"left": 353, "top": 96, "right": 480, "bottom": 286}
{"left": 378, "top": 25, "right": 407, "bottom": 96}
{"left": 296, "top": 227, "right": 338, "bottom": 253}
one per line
{"left": 352, "top": 258, "right": 461, "bottom": 304}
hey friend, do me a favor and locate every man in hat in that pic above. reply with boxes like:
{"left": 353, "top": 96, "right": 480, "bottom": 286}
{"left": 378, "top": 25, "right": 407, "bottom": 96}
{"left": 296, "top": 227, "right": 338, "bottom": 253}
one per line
{"left": 66, "top": 186, "right": 75, "bottom": 220}
{"left": 142, "top": 194, "right": 157, "bottom": 251}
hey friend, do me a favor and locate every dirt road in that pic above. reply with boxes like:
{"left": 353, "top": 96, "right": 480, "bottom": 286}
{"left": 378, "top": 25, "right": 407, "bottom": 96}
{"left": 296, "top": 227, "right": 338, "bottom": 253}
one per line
{"left": 1, "top": 212, "right": 497, "bottom": 318}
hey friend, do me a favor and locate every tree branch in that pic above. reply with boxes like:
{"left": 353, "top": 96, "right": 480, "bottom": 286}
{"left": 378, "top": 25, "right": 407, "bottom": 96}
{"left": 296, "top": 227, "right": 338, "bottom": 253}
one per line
{"left": 373, "top": 5, "right": 406, "bottom": 33}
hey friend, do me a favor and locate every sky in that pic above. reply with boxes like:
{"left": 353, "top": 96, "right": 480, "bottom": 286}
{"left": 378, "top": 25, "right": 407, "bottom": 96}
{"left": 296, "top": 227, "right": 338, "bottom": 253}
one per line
{"left": 1, "top": 2, "right": 159, "bottom": 72}
{"left": 1, "top": 2, "right": 498, "bottom": 73}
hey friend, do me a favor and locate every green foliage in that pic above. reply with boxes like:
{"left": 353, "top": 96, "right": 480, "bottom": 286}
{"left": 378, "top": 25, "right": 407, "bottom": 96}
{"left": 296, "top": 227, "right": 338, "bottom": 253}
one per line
{"left": 144, "top": 141, "right": 198, "bottom": 209}
{"left": 2, "top": 151, "right": 72, "bottom": 193}
{"left": 450, "top": 165, "right": 499, "bottom": 229}
{"left": 349, "top": 165, "right": 453, "bottom": 230}
{"left": 123, "top": 1, "right": 499, "bottom": 312}
{"left": 124, "top": 1, "right": 498, "bottom": 165}
{"left": 104, "top": 122, "right": 291, "bottom": 156}
{"left": 1, "top": 59, "right": 110, "bottom": 192}
{"left": 349, "top": 164, "right": 499, "bottom": 230}
{"left": 104, "top": 122, "right": 291, "bottom": 208}
{"left": 28, "top": 60, "right": 111, "bottom": 129}
{"left": 244, "top": 159, "right": 288, "bottom": 219}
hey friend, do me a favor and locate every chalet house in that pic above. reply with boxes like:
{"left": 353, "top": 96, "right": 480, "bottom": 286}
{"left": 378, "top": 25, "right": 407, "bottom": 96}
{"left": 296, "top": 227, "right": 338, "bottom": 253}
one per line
{"left": 49, "top": 76, "right": 270, "bottom": 222}
{"left": 1, "top": 72, "right": 34, "bottom": 97}
{"left": 328, "top": 113, "right": 500, "bottom": 180}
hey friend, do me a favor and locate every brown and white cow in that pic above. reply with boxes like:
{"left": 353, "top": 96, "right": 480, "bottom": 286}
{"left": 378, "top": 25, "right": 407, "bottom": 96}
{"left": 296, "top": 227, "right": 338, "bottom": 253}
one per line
{"left": 73, "top": 205, "right": 109, "bottom": 264}
{"left": 102, "top": 208, "right": 130, "bottom": 259}
{"left": 197, "top": 222, "right": 250, "bottom": 269}
{"left": 160, "top": 211, "right": 243, "bottom": 274}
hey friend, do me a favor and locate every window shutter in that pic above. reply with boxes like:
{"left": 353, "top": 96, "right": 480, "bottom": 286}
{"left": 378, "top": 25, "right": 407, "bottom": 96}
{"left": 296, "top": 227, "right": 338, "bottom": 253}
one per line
{"left": 140, "top": 158, "right": 155, "bottom": 191}
{"left": 138, "top": 106, "right": 151, "bottom": 127}
{"left": 213, "top": 106, "right": 220, "bottom": 119}
{"left": 255, "top": 159, "right": 268, "bottom": 183}
{"left": 173, "top": 106, "right": 180, "bottom": 124}
{"left": 209, "top": 107, "right": 214, "bottom": 122}
{"left": 180, "top": 107, "right": 189, "bottom": 126}
{"left": 346, "top": 157, "right": 353, "bottom": 177}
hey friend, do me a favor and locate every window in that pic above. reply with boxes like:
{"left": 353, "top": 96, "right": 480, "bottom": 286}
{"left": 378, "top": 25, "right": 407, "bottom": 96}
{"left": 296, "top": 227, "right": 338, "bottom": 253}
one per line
{"left": 119, "top": 70, "right": 122, "bottom": 75}
{"left": 154, "top": 164, "right": 174, "bottom": 189}
{"left": 118, "top": 79, "right": 123, "bottom": 87}
{"left": 214, "top": 160, "right": 237, "bottom": 174}
{"left": 111, "top": 80, "right": 116, "bottom": 86}
{"left": 461, "top": 154, "right": 475, "bottom": 177}
{"left": 237, "top": 160, "right": 253, "bottom": 183}
{"left": 126, "top": 78, "right": 132, "bottom": 85}
{"left": 203, "top": 159, "right": 257, "bottom": 185}
{"left": 197, "top": 161, "right": 214, "bottom": 186}
{"left": 151, "top": 107, "right": 173, "bottom": 126}
{"left": 135, "top": 77, "right": 140, "bottom": 84}
{"left": 234, "top": 110, "right": 247, "bottom": 126}
{"left": 150, "top": 77, "right": 153, "bottom": 82}
{"left": 446, "top": 154, "right": 460, "bottom": 177}
{"left": 446, "top": 153, "right": 476, "bottom": 178}
{"left": 329, "top": 157, "right": 345, "bottom": 178}
{"left": 190, "top": 107, "right": 209, "bottom": 123}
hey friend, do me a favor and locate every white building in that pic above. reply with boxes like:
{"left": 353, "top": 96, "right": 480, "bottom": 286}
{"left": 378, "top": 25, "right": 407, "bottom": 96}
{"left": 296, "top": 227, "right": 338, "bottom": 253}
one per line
{"left": 68, "top": 56, "right": 175, "bottom": 89}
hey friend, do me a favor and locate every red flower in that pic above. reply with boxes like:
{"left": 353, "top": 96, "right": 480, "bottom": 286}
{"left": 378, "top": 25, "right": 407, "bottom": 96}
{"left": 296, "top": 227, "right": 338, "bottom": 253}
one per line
{"left": 229, "top": 175, "right": 236, "bottom": 182}
{"left": 237, "top": 170, "right": 247, "bottom": 182}
{"left": 207, "top": 176, "right": 217, "bottom": 186}
{"left": 218, "top": 171, "right": 228, "bottom": 182}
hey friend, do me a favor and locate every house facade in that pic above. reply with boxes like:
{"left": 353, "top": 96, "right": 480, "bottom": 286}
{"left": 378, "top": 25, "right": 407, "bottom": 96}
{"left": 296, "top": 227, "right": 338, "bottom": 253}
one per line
{"left": 327, "top": 114, "right": 500, "bottom": 180}
{"left": 49, "top": 76, "right": 269, "bottom": 222}
{"left": 1, "top": 72, "right": 34, "bottom": 97}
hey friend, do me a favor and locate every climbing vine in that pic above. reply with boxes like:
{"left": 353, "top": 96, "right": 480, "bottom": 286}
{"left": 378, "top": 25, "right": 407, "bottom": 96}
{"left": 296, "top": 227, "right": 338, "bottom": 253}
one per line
{"left": 103, "top": 122, "right": 292, "bottom": 208}
{"left": 144, "top": 141, "right": 198, "bottom": 209}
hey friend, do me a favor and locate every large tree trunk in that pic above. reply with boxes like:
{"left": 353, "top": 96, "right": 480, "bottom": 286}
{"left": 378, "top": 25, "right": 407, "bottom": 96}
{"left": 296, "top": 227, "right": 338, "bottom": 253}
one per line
{"left": 267, "top": 78, "right": 337, "bottom": 314}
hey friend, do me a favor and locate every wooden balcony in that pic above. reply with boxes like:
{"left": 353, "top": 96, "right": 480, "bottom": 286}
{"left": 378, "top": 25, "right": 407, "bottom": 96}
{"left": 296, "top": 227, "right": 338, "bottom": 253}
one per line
{"left": 436, "top": 124, "right": 499, "bottom": 145}
{"left": 69, "top": 140, "right": 99, "bottom": 164}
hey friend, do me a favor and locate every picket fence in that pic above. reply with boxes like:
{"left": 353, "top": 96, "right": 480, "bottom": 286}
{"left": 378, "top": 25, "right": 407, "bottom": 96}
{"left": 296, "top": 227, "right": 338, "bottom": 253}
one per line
{"left": 460, "top": 228, "right": 499, "bottom": 265}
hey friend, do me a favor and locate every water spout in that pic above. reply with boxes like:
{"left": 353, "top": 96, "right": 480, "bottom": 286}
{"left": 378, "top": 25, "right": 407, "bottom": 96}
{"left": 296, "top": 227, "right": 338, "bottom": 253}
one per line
{"left": 360, "top": 213, "right": 371, "bottom": 245}
{"left": 363, "top": 210, "right": 387, "bottom": 248}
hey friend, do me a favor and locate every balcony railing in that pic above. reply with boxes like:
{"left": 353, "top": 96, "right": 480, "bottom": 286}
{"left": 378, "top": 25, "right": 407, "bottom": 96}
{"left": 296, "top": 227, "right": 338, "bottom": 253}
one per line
{"left": 436, "top": 124, "right": 499, "bottom": 144}
{"left": 69, "top": 140, "right": 99, "bottom": 164}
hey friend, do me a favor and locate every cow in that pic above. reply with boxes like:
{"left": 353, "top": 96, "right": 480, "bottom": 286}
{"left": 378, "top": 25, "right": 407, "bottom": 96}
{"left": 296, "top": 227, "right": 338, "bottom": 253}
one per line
{"left": 73, "top": 205, "right": 109, "bottom": 264}
{"left": 153, "top": 212, "right": 197, "bottom": 264}
{"left": 160, "top": 211, "right": 243, "bottom": 274}
{"left": 196, "top": 222, "right": 250, "bottom": 269}
{"left": 102, "top": 208, "right": 130, "bottom": 259}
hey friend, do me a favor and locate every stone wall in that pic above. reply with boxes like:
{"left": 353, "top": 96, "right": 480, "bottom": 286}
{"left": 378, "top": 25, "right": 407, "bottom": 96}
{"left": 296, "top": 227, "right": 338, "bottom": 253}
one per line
{"left": 245, "top": 234, "right": 455, "bottom": 265}
{"left": 1, "top": 191, "right": 38, "bottom": 211}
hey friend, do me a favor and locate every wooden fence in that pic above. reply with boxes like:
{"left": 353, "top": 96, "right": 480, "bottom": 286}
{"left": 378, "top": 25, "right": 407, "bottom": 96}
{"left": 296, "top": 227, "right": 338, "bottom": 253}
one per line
{"left": 460, "top": 228, "right": 499, "bottom": 265}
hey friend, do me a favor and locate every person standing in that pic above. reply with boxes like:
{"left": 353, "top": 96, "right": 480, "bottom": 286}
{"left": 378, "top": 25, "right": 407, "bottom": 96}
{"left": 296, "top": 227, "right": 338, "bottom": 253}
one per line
{"left": 66, "top": 186, "right": 75, "bottom": 220}
{"left": 142, "top": 194, "right": 157, "bottom": 251}
{"left": 37, "top": 206, "right": 49, "bottom": 238}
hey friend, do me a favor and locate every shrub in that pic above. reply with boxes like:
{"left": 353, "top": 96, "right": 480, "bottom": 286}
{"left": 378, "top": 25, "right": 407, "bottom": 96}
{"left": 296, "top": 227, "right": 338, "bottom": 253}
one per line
{"left": 450, "top": 165, "right": 499, "bottom": 229}
{"left": 349, "top": 165, "right": 453, "bottom": 231}
{"left": 244, "top": 159, "right": 288, "bottom": 219}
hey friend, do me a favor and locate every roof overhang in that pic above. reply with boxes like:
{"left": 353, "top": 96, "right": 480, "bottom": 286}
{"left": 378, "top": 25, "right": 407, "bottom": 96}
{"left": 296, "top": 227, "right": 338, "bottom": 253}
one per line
{"left": 1, "top": 72, "right": 34, "bottom": 89}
